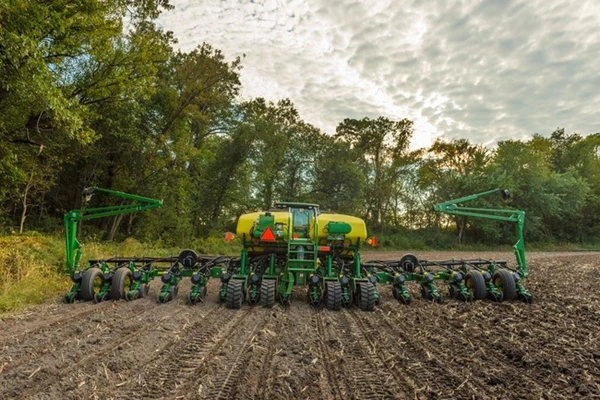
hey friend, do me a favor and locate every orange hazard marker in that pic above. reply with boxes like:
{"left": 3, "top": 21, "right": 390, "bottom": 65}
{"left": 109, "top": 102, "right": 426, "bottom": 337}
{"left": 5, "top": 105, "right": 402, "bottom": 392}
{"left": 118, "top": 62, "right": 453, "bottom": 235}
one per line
{"left": 260, "top": 227, "right": 276, "bottom": 241}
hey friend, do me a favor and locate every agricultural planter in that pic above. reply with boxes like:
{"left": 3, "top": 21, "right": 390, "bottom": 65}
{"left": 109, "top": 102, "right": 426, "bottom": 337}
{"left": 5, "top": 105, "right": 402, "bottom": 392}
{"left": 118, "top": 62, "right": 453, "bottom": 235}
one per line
{"left": 63, "top": 187, "right": 532, "bottom": 309}
{"left": 364, "top": 189, "right": 533, "bottom": 304}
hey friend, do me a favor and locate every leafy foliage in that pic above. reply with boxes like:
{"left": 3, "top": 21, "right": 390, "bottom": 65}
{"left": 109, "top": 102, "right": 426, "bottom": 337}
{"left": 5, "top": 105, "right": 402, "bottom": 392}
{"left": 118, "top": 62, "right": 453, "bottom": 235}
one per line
{"left": 0, "top": 2, "right": 598, "bottom": 248}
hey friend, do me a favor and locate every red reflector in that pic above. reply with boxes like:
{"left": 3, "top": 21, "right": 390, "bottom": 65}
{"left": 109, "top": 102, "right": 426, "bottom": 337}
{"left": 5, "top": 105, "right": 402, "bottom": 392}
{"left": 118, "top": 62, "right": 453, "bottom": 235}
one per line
{"left": 260, "top": 227, "right": 276, "bottom": 241}
{"left": 319, "top": 246, "right": 330, "bottom": 252}
{"left": 372, "top": 236, "right": 378, "bottom": 247}
{"left": 292, "top": 233, "right": 299, "bottom": 239}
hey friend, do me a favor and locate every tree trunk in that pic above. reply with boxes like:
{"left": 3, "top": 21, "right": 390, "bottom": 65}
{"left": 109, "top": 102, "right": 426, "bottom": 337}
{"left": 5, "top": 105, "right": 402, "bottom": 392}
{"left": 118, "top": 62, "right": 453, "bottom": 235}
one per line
{"left": 127, "top": 214, "right": 135, "bottom": 235}
{"left": 456, "top": 216, "right": 466, "bottom": 244}
{"left": 109, "top": 214, "right": 125, "bottom": 241}
{"left": 19, "top": 173, "right": 35, "bottom": 233}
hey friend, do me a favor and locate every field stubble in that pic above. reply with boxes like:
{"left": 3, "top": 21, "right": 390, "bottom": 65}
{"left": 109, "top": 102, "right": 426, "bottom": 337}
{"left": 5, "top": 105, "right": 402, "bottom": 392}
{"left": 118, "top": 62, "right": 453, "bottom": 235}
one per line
{"left": 0, "top": 251, "right": 598, "bottom": 399}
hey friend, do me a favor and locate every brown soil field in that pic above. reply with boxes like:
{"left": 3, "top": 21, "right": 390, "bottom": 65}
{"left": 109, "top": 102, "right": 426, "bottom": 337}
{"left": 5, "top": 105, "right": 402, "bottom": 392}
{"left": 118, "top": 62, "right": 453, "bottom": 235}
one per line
{"left": 0, "top": 250, "right": 599, "bottom": 399}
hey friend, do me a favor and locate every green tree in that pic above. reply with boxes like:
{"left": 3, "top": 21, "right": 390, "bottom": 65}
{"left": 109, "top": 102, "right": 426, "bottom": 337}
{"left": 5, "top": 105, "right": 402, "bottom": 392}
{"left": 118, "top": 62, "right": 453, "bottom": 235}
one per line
{"left": 311, "top": 137, "right": 366, "bottom": 214}
{"left": 335, "top": 117, "right": 414, "bottom": 231}
{"left": 0, "top": 0, "right": 173, "bottom": 231}
{"left": 419, "top": 138, "right": 490, "bottom": 243}
{"left": 237, "top": 98, "right": 324, "bottom": 210}
{"left": 487, "top": 138, "right": 591, "bottom": 243}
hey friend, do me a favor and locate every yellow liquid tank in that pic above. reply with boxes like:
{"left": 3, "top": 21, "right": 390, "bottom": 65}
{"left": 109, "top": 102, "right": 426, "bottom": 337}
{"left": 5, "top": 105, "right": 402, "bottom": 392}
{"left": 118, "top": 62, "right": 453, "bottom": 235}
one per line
{"left": 236, "top": 211, "right": 367, "bottom": 243}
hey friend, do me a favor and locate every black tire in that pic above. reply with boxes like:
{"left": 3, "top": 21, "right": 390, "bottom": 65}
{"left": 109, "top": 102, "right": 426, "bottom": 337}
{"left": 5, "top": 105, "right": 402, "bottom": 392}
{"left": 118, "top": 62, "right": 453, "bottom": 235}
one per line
{"left": 158, "top": 290, "right": 170, "bottom": 303}
{"left": 392, "top": 286, "right": 400, "bottom": 300}
{"left": 421, "top": 285, "right": 434, "bottom": 301}
{"left": 110, "top": 268, "right": 133, "bottom": 300}
{"left": 169, "top": 285, "right": 178, "bottom": 300}
{"left": 375, "top": 292, "right": 382, "bottom": 306}
{"left": 63, "top": 293, "right": 77, "bottom": 303}
{"left": 357, "top": 282, "right": 376, "bottom": 311}
{"left": 129, "top": 283, "right": 149, "bottom": 301}
{"left": 489, "top": 291, "right": 503, "bottom": 302}
{"left": 448, "top": 284, "right": 458, "bottom": 299}
{"left": 393, "top": 285, "right": 412, "bottom": 304}
{"left": 399, "top": 294, "right": 411, "bottom": 305}
{"left": 456, "top": 290, "right": 470, "bottom": 302}
{"left": 138, "top": 283, "right": 150, "bottom": 298}
{"left": 188, "top": 286, "right": 206, "bottom": 305}
{"left": 226, "top": 281, "right": 243, "bottom": 309}
{"left": 399, "top": 254, "right": 419, "bottom": 272}
{"left": 325, "top": 282, "right": 342, "bottom": 311}
{"left": 465, "top": 270, "right": 487, "bottom": 300}
{"left": 158, "top": 285, "right": 178, "bottom": 303}
{"left": 422, "top": 285, "right": 443, "bottom": 303}
{"left": 127, "top": 290, "right": 139, "bottom": 301}
{"left": 81, "top": 268, "right": 103, "bottom": 302}
{"left": 493, "top": 269, "right": 517, "bottom": 301}
{"left": 520, "top": 292, "right": 534, "bottom": 304}
{"left": 95, "top": 292, "right": 109, "bottom": 303}
{"left": 260, "top": 280, "right": 276, "bottom": 308}
{"left": 450, "top": 284, "right": 471, "bottom": 301}
{"left": 188, "top": 294, "right": 197, "bottom": 305}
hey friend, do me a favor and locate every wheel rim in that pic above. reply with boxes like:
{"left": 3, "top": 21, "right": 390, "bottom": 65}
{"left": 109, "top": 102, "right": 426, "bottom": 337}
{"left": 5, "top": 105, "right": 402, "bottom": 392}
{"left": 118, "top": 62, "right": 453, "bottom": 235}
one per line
{"left": 93, "top": 275, "right": 103, "bottom": 294}
{"left": 494, "top": 277, "right": 503, "bottom": 293}
{"left": 466, "top": 277, "right": 474, "bottom": 294}
{"left": 125, "top": 275, "right": 133, "bottom": 292}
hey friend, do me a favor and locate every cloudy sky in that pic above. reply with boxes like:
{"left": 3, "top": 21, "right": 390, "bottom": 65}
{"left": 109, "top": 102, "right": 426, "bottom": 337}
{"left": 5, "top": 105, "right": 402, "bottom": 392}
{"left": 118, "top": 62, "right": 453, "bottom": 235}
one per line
{"left": 157, "top": 0, "right": 600, "bottom": 149}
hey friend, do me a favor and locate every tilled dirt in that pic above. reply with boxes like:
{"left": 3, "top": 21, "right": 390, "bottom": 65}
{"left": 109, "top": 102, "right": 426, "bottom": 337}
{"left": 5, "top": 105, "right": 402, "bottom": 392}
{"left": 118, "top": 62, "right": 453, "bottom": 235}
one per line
{"left": 0, "top": 251, "right": 599, "bottom": 399}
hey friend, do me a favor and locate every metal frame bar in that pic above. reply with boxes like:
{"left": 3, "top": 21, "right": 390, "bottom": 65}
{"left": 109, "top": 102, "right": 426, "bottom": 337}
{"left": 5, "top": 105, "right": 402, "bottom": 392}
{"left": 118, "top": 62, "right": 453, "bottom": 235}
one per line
{"left": 433, "top": 188, "right": 527, "bottom": 278}
{"left": 64, "top": 187, "right": 163, "bottom": 274}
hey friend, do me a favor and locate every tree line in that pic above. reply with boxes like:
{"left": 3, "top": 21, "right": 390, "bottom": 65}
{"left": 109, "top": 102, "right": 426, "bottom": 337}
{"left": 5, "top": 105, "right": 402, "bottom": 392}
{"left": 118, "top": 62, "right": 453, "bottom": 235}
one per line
{"left": 1, "top": 1, "right": 599, "bottom": 247}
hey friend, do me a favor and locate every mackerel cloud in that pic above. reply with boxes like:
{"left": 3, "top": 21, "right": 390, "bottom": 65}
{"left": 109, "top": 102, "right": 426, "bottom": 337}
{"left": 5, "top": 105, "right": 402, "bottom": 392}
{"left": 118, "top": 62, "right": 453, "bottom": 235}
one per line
{"left": 157, "top": 0, "right": 600, "bottom": 149}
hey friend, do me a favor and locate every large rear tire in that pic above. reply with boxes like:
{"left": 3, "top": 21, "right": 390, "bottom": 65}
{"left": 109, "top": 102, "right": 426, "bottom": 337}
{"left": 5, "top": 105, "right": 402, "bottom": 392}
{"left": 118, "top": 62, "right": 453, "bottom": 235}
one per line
{"left": 226, "top": 281, "right": 243, "bottom": 309}
{"left": 80, "top": 268, "right": 103, "bottom": 302}
{"left": 325, "top": 282, "right": 342, "bottom": 311}
{"left": 260, "top": 280, "right": 276, "bottom": 308}
{"left": 493, "top": 269, "right": 517, "bottom": 301}
{"left": 357, "top": 282, "right": 376, "bottom": 311}
{"left": 110, "top": 268, "right": 133, "bottom": 300}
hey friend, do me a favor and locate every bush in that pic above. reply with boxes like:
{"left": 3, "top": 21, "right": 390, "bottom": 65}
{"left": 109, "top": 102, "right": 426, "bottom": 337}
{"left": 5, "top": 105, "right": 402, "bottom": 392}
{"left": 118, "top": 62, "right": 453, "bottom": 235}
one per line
{"left": 0, "top": 235, "right": 69, "bottom": 313}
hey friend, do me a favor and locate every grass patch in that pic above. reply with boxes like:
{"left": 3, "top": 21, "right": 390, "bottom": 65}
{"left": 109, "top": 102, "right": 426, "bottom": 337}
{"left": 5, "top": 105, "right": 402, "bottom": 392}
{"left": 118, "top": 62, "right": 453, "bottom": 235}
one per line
{"left": 0, "top": 233, "right": 242, "bottom": 314}
{"left": 0, "top": 235, "right": 68, "bottom": 313}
